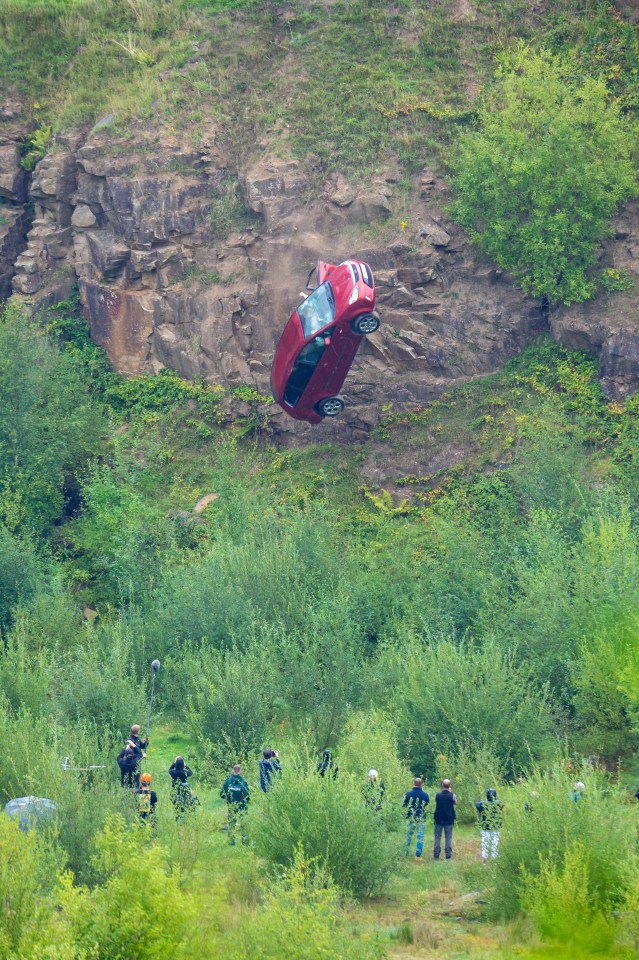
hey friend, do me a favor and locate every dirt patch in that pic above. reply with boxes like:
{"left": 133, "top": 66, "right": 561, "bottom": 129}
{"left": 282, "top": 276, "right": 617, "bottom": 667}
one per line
{"left": 452, "top": 0, "right": 477, "bottom": 22}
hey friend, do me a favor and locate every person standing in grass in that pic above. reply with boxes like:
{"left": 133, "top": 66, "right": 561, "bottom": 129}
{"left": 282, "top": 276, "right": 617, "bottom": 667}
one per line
{"left": 117, "top": 741, "right": 138, "bottom": 788}
{"left": 169, "top": 756, "right": 198, "bottom": 822}
{"left": 402, "top": 777, "right": 430, "bottom": 860}
{"left": 317, "top": 749, "right": 338, "bottom": 779}
{"left": 363, "top": 769, "right": 386, "bottom": 812}
{"left": 475, "top": 788, "right": 503, "bottom": 860}
{"left": 572, "top": 780, "right": 586, "bottom": 802}
{"left": 134, "top": 772, "right": 158, "bottom": 824}
{"left": 128, "top": 724, "right": 149, "bottom": 788}
{"left": 259, "top": 749, "right": 281, "bottom": 793}
{"left": 220, "top": 764, "right": 250, "bottom": 845}
{"left": 169, "top": 755, "right": 193, "bottom": 786}
{"left": 433, "top": 778, "right": 456, "bottom": 860}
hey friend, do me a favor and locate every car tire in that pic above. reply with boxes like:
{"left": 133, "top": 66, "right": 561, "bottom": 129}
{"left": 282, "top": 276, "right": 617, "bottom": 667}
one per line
{"left": 316, "top": 396, "right": 345, "bottom": 418}
{"left": 351, "top": 311, "right": 380, "bottom": 335}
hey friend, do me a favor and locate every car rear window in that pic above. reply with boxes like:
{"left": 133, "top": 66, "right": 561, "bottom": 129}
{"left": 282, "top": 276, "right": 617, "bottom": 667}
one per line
{"left": 298, "top": 282, "right": 336, "bottom": 339}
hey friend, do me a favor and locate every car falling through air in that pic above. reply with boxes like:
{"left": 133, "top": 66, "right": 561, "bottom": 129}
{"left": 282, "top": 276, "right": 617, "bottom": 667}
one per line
{"left": 270, "top": 258, "right": 380, "bottom": 423}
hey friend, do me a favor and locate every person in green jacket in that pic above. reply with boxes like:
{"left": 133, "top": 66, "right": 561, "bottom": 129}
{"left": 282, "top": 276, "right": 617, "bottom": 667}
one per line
{"left": 220, "top": 764, "right": 250, "bottom": 845}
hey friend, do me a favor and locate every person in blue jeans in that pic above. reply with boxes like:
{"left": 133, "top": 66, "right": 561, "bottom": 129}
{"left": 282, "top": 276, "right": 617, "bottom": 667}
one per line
{"left": 402, "top": 777, "right": 430, "bottom": 860}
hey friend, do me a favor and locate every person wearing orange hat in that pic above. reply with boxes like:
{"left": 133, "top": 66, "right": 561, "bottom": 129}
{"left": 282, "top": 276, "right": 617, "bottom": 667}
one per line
{"left": 134, "top": 772, "right": 157, "bottom": 823}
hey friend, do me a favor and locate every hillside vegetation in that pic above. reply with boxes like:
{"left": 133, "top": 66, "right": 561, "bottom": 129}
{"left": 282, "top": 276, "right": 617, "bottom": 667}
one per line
{"left": 3, "top": 1, "right": 639, "bottom": 959}
{"left": 3, "top": 290, "right": 639, "bottom": 957}
{"left": 3, "top": 0, "right": 638, "bottom": 302}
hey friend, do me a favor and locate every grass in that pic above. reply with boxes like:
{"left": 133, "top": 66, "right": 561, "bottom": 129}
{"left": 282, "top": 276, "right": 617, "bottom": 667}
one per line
{"left": 124, "top": 729, "right": 620, "bottom": 960}
{"left": 2, "top": 0, "right": 626, "bottom": 178}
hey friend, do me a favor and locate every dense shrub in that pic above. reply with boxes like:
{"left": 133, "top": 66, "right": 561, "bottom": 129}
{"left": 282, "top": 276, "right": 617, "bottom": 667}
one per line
{"left": 0, "top": 303, "right": 105, "bottom": 534}
{"left": 520, "top": 842, "right": 617, "bottom": 953}
{"left": 385, "top": 637, "right": 555, "bottom": 778}
{"left": 491, "top": 765, "right": 637, "bottom": 920}
{"left": 252, "top": 757, "right": 400, "bottom": 898}
{"left": 0, "top": 527, "right": 45, "bottom": 632}
{"left": 66, "top": 816, "right": 201, "bottom": 959}
{"left": 434, "top": 744, "right": 505, "bottom": 825}
{"left": 186, "top": 645, "right": 275, "bottom": 768}
{"left": 0, "top": 816, "right": 67, "bottom": 960}
{"left": 337, "top": 709, "right": 411, "bottom": 804}
{"left": 451, "top": 45, "right": 637, "bottom": 304}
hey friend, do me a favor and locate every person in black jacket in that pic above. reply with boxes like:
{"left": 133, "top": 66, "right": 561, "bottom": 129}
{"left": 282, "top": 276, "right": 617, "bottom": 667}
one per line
{"left": 317, "top": 749, "right": 338, "bottom": 780}
{"left": 402, "top": 777, "right": 430, "bottom": 860}
{"left": 169, "top": 755, "right": 193, "bottom": 785}
{"left": 169, "top": 756, "right": 198, "bottom": 822}
{"left": 475, "top": 788, "right": 503, "bottom": 860}
{"left": 117, "top": 741, "right": 138, "bottom": 788}
{"left": 128, "top": 725, "right": 148, "bottom": 788}
{"left": 433, "top": 778, "right": 456, "bottom": 860}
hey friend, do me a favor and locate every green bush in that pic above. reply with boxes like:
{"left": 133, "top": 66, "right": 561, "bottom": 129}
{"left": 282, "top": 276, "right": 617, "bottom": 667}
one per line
{"left": 251, "top": 756, "right": 400, "bottom": 898}
{"left": 434, "top": 744, "right": 505, "bottom": 825}
{"left": 230, "top": 847, "right": 384, "bottom": 960}
{"left": 337, "top": 709, "right": 411, "bottom": 805}
{"left": 0, "top": 816, "right": 68, "bottom": 960}
{"left": 0, "top": 303, "right": 105, "bottom": 535}
{"left": 186, "top": 645, "right": 275, "bottom": 769}
{"left": 0, "top": 527, "right": 44, "bottom": 631}
{"left": 491, "top": 764, "right": 637, "bottom": 920}
{"left": 451, "top": 45, "right": 637, "bottom": 305}
{"left": 520, "top": 842, "right": 617, "bottom": 953}
{"left": 66, "top": 816, "right": 201, "bottom": 959}
{"left": 386, "top": 637, "right": 555, "bottom": 778}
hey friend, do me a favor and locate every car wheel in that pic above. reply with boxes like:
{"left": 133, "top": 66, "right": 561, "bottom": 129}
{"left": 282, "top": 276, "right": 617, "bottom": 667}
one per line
{"left": 351, "top": 311, "right": 380, "bottom": 335}
{"left": 316, "top": 396, "right": 345, "bottom": 418}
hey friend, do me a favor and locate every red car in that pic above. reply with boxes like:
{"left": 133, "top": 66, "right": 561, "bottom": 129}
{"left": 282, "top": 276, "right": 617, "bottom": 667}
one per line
{"left": 270, "top": 259, "right": 380, "bottom": 423}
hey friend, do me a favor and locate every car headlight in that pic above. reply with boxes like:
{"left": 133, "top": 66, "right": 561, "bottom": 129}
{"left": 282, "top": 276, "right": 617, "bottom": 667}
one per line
{"left": 348, "top": 285, "right": 359, "bottom": 304}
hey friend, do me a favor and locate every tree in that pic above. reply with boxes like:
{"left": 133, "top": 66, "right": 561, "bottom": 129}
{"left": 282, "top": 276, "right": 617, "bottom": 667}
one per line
{"left": 0, "top": 304, "right": 105, "bottom": 534}
{"left": 450, "top": 45, "right": 637, "bottom": 305}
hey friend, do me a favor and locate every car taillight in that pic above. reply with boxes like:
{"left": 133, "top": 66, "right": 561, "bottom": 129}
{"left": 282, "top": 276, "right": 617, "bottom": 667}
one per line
{"left": 348, "top": 285, "right": 359, "bottom": 304}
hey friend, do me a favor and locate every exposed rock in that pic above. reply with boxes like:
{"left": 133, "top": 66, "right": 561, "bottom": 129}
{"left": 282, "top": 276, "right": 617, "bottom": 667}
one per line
{"left": 349, "top": 191, "right": 392, "bottom": 225}
{"left": 0, "top": 141, "right": 28, "bottom": 203}
{"left": 326, "top": 173, "right": 357, "bottom": 208}
{"left": 0, "top": 206, "right": 30, "bottom": 299}
{"left": 551, "top": 198, "right": 639, "bottom": 399}
{"left": 79, "top": 281, "right": 157, "bottom": 374}
{"left": 241, "top": 155, "right": 309, "bottom": 232}
{"left": 8, "top": 116, "right": 639, "bottom": 440}
{"left": 418, "top": 220, "right": 451, "bottom": 247}
{"left": 71, "top": 205, "right": 97, "bottom": 228}
{"left": 0, "top": 96, "right": 23, "bottom": 121}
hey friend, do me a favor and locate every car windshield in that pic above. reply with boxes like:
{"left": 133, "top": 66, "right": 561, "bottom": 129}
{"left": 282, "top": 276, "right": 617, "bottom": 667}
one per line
{"left": 297, "top": 282, "right": 336, "bottom": 339}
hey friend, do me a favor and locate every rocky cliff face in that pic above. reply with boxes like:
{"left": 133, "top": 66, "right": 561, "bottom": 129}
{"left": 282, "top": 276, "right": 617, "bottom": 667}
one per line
{"left": 550, "top": 200, "right": 639, "bottom": 400}
{"left": 0, "top": 99, "right": 31, "bottom": 300}
{"left": 3, "top": 104, "right": 639, "bottom": 439}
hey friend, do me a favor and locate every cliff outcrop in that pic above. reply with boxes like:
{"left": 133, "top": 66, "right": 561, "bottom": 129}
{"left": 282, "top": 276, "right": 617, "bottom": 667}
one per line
{"left": 3, "top": 106, "right": 639, "bottom": 438}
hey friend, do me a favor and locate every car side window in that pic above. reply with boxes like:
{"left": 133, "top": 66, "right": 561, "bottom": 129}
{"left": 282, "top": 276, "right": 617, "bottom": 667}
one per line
{"left": 283, "top": 331, "right": 334, "bottom": 407}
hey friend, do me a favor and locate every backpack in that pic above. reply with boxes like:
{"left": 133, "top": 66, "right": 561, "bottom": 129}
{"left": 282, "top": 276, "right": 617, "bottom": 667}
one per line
{"left": 138, "top": 790, "right": 152, "bottom": 815}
